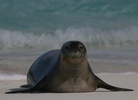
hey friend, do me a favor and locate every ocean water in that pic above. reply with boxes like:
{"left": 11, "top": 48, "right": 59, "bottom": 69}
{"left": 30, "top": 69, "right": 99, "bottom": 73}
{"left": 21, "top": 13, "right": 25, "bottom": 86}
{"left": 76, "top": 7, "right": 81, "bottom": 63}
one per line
{"left": 0, "top": 0, "right": 138, "bottom": 79}
{"left": 0, "top": 0, "right": 138, "bottom": 51}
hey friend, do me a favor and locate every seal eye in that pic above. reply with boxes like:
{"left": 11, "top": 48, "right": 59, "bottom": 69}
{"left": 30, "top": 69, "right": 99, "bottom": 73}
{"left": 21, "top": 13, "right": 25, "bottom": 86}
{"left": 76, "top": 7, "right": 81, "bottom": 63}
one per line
{"left": 65, "top": 46, "right": 69, "bottom": 50}
{"left": 79, "top": 46, "right": 84, "bottom": 50}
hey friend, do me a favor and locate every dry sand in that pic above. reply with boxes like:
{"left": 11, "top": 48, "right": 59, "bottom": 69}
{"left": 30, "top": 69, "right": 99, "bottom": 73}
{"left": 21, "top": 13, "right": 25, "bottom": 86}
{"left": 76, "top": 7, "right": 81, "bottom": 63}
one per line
{"left": 0, "top": 74, "right": 137, "bottom": 100}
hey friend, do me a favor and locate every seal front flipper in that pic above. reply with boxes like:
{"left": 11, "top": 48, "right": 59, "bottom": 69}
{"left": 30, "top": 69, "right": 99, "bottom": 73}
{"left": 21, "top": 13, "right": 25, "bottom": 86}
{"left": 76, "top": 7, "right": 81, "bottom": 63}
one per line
{"left": 5, "top": 89, "right": 32, "bottom": 94}
{"left": 5, "top": 87, "right": 34, "bottom": 94}
{"left": 5, "top": 82, "right": 40, "bottom": 94}
{"left": 95, "top": 76, "right": 134, "bottom": 91}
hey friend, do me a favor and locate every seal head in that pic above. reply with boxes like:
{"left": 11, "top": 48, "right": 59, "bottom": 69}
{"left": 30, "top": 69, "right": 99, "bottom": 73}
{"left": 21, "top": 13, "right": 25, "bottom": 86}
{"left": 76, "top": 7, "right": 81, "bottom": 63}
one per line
{"left": 61, "top": 41, "right": 86, "bottom": 64}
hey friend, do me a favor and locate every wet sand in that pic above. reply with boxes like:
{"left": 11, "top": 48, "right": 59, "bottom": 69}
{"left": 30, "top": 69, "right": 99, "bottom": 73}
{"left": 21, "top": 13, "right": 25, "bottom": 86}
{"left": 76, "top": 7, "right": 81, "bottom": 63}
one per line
{"left": 0, "top": 49, "right": 138, "bottom": 75}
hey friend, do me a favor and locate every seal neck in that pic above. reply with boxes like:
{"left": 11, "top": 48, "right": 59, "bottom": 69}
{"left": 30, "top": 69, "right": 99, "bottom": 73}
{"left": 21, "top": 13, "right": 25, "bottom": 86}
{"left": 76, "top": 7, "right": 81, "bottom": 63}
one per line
{"left": 59, "top": 56, "right": 89, "bottom": 78}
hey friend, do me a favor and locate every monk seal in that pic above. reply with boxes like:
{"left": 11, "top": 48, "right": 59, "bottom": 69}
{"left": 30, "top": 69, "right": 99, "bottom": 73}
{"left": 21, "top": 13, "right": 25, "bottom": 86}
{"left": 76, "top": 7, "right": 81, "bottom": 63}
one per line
{"left": 6, "top": 41, "right": 133, "bottom": 93}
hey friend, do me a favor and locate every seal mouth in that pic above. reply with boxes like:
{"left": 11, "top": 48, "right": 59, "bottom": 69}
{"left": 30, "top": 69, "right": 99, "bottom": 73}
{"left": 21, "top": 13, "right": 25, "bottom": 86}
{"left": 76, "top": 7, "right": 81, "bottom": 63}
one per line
{"left": 64, "top": 52, "right": 83, "bottom": 64}
{"left": 65, "top": 51, "right": 81, "bottom": 58}
{"left": 66, "top": 57, "right": 83, "bottom": 64}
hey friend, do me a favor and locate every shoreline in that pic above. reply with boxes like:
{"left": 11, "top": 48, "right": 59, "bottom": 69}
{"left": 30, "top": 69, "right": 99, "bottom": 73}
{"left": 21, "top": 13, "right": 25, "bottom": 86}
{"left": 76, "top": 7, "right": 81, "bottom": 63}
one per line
{"left": 0, "top": 49, "right": 138, "bottom": 75}
{"left": 0, "top": 72, "right": 137, "bottom": 81}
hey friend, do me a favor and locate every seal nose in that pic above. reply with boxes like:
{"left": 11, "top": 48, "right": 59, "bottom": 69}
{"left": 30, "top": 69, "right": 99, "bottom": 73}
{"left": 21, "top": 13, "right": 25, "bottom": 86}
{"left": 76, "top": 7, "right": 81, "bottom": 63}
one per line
{"left": 70, "top": 48, "right": 77, "bottom": 53}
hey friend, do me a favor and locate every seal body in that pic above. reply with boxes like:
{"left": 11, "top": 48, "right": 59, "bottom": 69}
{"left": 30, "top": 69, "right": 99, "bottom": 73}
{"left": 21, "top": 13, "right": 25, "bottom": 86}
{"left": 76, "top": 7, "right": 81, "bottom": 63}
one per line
{"left": 27, "top": 41, "right": 97, "bottom": 92}
{"left": 27, "top": 50, "right": 60, "bottom": 88}
{"left": 6, "top": 41, "right": 133, "bottom": 93}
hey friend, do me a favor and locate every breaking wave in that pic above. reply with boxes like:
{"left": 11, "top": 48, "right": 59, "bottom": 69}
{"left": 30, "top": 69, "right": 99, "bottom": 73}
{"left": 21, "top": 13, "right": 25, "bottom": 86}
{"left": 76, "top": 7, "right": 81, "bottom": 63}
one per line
{"left": 0, "top": 26, "right": 138, "bottom": 51}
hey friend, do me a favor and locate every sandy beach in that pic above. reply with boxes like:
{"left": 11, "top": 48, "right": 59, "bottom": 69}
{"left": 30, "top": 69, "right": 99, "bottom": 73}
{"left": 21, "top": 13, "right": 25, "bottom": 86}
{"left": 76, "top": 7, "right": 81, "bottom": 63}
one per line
{"left": 0, "top": 74, "right": 137, "bottom": 100}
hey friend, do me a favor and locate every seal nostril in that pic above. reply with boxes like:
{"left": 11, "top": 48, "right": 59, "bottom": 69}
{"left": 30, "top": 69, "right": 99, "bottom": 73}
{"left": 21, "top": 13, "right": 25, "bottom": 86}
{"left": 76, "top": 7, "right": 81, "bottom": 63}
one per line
{"left": 72, "top": 49, "right": 77, "bottom": 53}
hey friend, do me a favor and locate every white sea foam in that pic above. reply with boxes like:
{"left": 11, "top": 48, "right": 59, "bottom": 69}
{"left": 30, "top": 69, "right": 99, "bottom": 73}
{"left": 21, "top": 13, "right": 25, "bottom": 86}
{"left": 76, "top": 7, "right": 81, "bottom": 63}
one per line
{"left": 97, "top": 72, "right": 138, "bottom": 76}
{"left": 0, "top": 26, "right": 138, "bottom": 51}
{"left": 0, "top": 72, "right": 137, "bottom": 81}
{"left": 0, "top": 73, "right": 26, "bottom": 81}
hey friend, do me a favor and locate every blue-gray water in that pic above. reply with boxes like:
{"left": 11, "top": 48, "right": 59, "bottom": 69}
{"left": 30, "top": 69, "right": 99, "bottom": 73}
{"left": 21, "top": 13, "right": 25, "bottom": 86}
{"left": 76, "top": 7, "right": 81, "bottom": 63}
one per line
{"left": 0, "top": 0, "right": 138, "bottom": 51}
